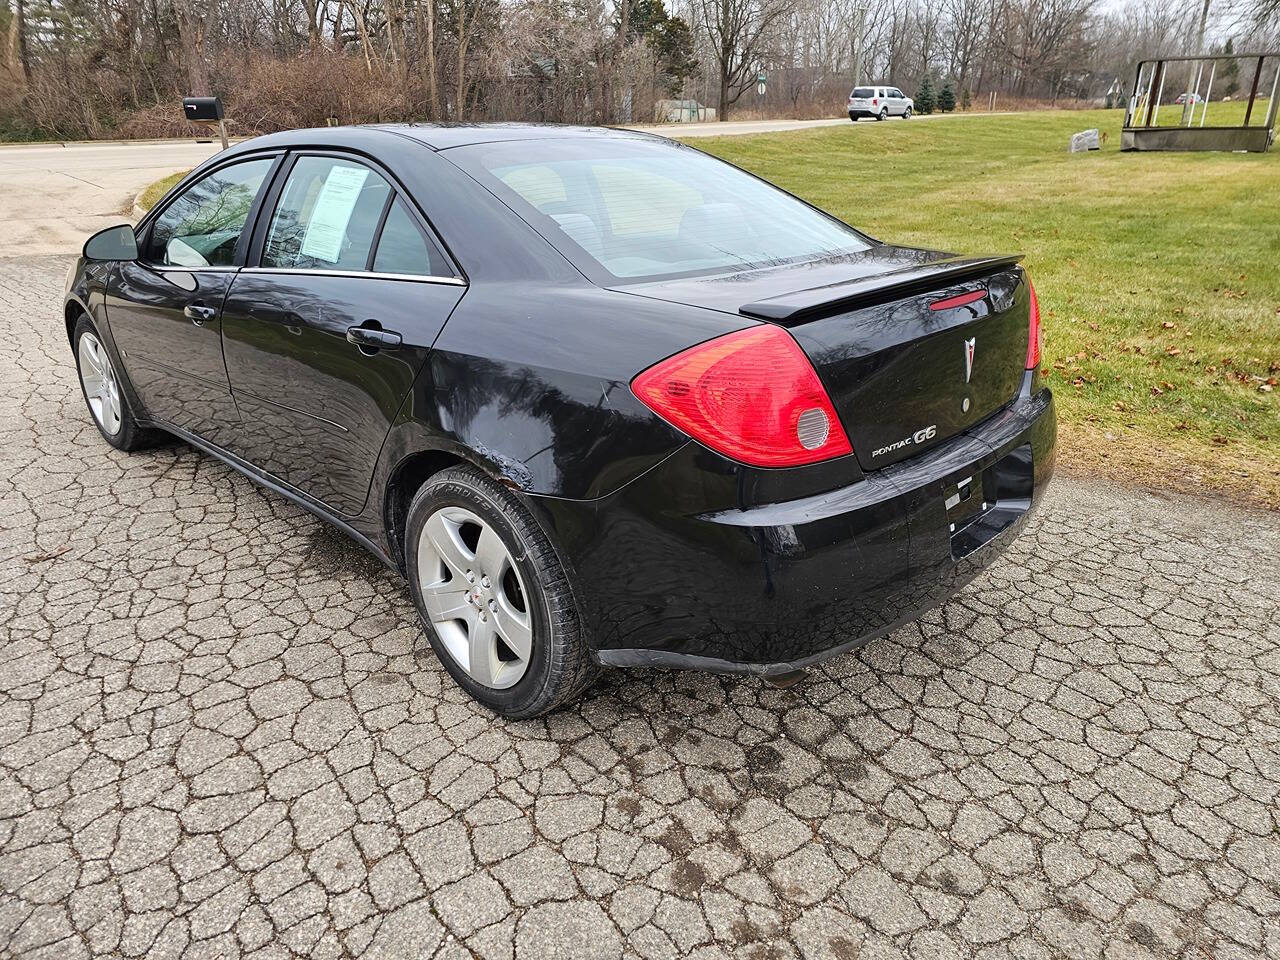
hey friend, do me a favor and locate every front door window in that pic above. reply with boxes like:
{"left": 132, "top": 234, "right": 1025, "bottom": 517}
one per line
{"left": 146, "top": 159, "right": 274, "bottom": 268}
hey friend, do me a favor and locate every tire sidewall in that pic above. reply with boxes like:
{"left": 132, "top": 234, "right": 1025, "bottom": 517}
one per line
{"left": 73, "top": 315, "right": 132, "bottom": 449}
{"left": 405, "top": 472, "right": 559, "bottom": 716}
{"left": 904, "top": 107, "right": 912, "bottom": 119}
{"left": 879, "top": 108, "right": 888, "bottom": 121}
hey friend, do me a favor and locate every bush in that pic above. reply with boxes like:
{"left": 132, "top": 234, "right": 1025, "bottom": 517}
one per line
{"left": 939, "top": 79, "right": 957, "bottom": 113}
{"left": 916, "top": 74, "right": 936, "bottom": 115}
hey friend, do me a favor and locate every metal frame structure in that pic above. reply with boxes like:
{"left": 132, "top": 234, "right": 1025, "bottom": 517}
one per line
{"left": 1123, "top": 51, "right": 1279, "bottom": 152}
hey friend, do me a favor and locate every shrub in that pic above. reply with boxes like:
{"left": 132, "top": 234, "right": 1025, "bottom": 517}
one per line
{"left": 916, "top": 74, "right": 936, "bottom": 115}
{"left": 939, "top": 79, "right": 957, "bottom": 113}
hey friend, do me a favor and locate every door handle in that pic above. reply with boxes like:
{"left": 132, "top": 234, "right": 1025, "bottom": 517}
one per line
{"left": 346, "top": 324, "right": 402, "bottom": 352}
{"left": 184, "top": 303, "right": 217, "bottom": 325}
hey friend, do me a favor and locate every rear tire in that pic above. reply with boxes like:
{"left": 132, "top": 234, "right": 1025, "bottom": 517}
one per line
{"left": 72, "top": 314, "right": 158, "bottom": 452}
{"left": 405, "top": 465, "right": 598, "bottom": 718}
{"left": 848, "top": 113, "right": 858, "bottom": 122}
{"left": 878, "top": 108, "right": 888, "bottom": 121}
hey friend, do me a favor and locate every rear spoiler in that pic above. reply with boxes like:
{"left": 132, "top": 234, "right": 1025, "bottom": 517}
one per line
{"left": 739, "top": 253, "right": 1024, "bottom": 323}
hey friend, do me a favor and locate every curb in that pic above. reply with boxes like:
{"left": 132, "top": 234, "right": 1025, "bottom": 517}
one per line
{"left": 131, "top": 186, "right": 148, "bottom": 221}
{"left": 0, "top": 136, "right": 246, "bottom": 150}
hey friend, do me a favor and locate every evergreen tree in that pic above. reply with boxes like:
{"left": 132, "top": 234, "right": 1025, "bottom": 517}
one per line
{"left": 916, "top": 74, "right": 937, "bottom": 115}
{"left": 938, "top": 78, "right": 957, "bottom": 112}
{"left": 1222, "top": 38, "right": 1240, "bottom": 98}
{"left": 616, "top": 0, "right": 698, "bottom": 96}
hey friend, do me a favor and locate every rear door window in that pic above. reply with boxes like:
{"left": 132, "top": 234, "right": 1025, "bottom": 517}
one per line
{"left": 371, "top": 199, "right": 453, "bottom": 277}
{"left": 262, "top": 156, "right": 392, "bottom": 271}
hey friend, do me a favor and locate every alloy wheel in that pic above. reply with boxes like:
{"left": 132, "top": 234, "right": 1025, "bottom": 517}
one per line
{"left": 78, "top": 331, "right": 123, "bottom": 437}
{"left": 416, "top": 505, "right": 533, "bottom": 689}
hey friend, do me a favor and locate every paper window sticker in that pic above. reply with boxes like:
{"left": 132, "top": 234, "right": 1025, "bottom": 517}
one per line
{"left": 300, "top": 165, "right": 371, "bottom": 264}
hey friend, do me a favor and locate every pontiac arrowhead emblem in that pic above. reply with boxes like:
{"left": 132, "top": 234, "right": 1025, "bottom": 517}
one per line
{"left": 964, "top": 337, "right": 976, "bottom": 384}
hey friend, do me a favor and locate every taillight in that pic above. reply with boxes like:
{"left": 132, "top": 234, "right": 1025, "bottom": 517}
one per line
{"left": 1026, "top": 279, "right": 1042, "bottom": 370}
{"left": 631, "top": 325, "right": 853, "bottom": 468}
{"left": 929, "top": 289, "right": 986, "bottom": 311}
{"left": 872, "top": 98, "right": 878, "bottom": 105}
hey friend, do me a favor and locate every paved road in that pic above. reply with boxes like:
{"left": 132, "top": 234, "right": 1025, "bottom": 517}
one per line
{"left": 2, "top": 255, "right": 1279, "bottom": 959}
{"left": 0, "top": 113, "right": 987, "bottom": 259}
{"left": 0, "top": 141, "right": 224, "bottom": 259}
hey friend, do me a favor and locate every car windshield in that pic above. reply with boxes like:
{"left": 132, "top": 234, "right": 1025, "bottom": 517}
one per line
{"left": 852, "top": 87, "right": 875, "bottom": 97}
{"left": 448, "top": 137, "right": 871, "bottom": 282}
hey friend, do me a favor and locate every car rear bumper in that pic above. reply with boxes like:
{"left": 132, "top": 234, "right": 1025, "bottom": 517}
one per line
{"left": 531, "top": 380, "right": 1056, "bottom": 676}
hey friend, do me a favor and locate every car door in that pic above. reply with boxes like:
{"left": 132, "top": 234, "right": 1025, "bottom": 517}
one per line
{"left": 106, "top": 155, "right": 279, "bottom": 447}
{"left": 890, "top": 88, "right": 906, "bottom": 114}
{"left": 219, "top": 152, "right": 465, "bottom": 517}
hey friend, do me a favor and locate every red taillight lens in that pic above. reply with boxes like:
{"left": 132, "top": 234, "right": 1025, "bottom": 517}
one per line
{"left": 631, "top": 325, "right": 853, "bottom": 468}
{"left": 1026, "top": 279, "right": 1042, "bottom": 370}
{"left": 929, "top": 289, "right": 986, "bottom": 312}
{"left": 872, "top": 98, "right": 878, "bottom": 105}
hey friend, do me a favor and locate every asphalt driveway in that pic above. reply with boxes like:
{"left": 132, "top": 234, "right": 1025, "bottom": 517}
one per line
{"left": 1, "top": 256, "right": 1278, "bottom": 959}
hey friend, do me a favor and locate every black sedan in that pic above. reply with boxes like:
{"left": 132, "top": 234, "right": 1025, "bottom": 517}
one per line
{"left": 64, "top": 124, "right": 1055, "bottom": 718}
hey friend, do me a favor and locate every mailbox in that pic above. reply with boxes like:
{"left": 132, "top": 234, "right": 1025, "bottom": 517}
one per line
{"left": 182, "top": 96, "right": 224, "bottom": 122}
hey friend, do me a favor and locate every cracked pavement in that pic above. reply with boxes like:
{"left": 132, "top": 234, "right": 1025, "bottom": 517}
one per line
{"left": 2, "top": 255, "right": 1279, "bottom": 959}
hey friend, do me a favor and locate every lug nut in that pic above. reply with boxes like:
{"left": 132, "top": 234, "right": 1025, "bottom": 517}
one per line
{"left": 465, "top": 570, "right": 475, "bottom": 583}
{"left": 481, "top": 576, "right": 491, "bottom": 589}
{"left": 488, "top": 600, "right": 497, "bottom": 612}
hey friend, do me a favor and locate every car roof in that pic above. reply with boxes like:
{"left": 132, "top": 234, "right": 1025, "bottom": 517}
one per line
{"left": 223, "top": 122, "right": 666, "bottom": 156}
{"left": 373, "top": 122, "right": 665, "bottom": 151}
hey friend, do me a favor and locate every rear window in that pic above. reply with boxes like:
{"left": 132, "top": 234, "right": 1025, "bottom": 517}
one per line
{"left": 447, "top": 138, "right": 870, "bottom": 282}
{"left": 852, "top": 87, "right": 875, "bottom": 97}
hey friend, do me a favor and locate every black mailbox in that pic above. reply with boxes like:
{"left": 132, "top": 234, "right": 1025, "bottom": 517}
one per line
{"left": 182, "top": 96, "right": 223, "bottom": 122}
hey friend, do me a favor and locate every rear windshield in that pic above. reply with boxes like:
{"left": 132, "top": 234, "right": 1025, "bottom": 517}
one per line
{"left": 852, "top": 87, "right": 875, "bottom": 97}
{"left": 447, "top": 138, "right": 870, "bottom": 283}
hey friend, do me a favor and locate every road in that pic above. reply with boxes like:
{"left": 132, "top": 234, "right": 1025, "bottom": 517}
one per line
{"left": 0, "top": 141, "right": 225, "bottom": 259}
{"left": 1, "top": 251, "right": 1279, "bottom": 959}
{"left": 0, "top": 112, "right": 988, "bottom": 259}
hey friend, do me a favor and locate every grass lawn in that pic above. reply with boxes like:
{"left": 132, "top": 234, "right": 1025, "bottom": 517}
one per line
{"left": 690, "top": 108, "right": 1279, "bottom": 507}
{"left": 136, "top": 171, "right": 186, "bottom": 213}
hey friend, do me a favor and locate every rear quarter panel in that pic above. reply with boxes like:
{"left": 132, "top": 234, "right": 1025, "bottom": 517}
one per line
{"left": 386, "top": 282, "right": 749, "bottom": 501}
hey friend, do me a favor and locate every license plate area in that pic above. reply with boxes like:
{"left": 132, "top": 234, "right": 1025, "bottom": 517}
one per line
{"left": 947, "top": 444, "right": 1033, "bottom": 559}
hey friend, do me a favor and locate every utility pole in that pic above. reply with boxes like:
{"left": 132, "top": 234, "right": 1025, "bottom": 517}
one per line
{"left": 1181, "top": 0, "right": 1211, "bottom": 124}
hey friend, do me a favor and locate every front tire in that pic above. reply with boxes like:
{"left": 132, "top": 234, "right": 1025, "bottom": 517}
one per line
{"left": 72, "top": 314, "right": 156, "bottom": 451}
{"left": 405, "top": 465, "right": 597, "bottom": 718}
{"left": 903, "top": 107, "right": 912, "bottom": 119}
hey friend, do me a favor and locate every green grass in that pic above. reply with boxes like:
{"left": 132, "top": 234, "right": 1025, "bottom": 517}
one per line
{"left": 137, "top": 171, "right": 186, "bottom": 212}
{"left": 686, "top": 109, "right": 1280, "bottom": 506}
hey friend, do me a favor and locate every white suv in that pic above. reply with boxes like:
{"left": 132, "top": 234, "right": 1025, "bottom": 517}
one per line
{"left": 848, "top": 85, "right": 913, "bottom": 121}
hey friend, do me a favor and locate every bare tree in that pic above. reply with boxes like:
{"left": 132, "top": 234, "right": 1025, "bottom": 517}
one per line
{"left": 694, "top": 0, "right": 791, "bottom": 117}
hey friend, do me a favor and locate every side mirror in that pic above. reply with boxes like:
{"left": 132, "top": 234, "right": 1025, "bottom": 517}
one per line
{"left": 84, "top": 224, "right": 139, "bottom": 262}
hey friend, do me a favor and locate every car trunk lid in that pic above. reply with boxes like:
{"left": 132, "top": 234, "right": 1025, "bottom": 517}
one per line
{"left": 614, "top": 246, "right": 1030, "bottom": 471}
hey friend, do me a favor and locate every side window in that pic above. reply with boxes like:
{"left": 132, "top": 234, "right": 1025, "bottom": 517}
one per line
{"left": 371, "top": 199, "right": 452, "bottom": 277}
{"left": 147, "top": 158, "right": 274, "bottom": 268}
{"left": 263, "top": 156, "right": 392, "bottom": 271}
